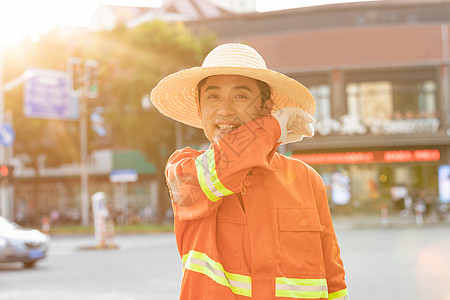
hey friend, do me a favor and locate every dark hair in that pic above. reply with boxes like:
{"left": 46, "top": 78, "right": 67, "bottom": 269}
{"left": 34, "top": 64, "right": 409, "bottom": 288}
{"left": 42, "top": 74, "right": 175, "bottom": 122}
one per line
{"left": 197, "top": 76, "right": 271, "bottom": 106}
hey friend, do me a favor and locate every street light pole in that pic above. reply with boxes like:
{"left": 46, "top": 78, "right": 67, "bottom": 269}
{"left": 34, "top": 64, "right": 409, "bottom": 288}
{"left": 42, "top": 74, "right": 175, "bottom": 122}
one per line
{"left": 0, "top": 50, "right": 7, "bottom": 219}
{"left": 0, "top": 57, "right": 33, "bottom": 220}
{"left": 141, "top": 94, "right": 183, "bottom": 149}
{"left": 174, "top": 122, "right": 182, "bottom": 149}
{"left": 67, "top": 57, "right": 96, "bottom": 226}
{"left": 79, "top": 94, "right": 89, "bottom": 226}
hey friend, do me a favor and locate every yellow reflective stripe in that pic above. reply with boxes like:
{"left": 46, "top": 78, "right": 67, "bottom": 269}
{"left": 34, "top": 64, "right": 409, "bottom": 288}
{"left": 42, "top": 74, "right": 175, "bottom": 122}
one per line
{"left": 195, "top": 150, "right": 233, "bottom": 201}
{"left": 276, "top": 289, "right": 328, "bottom": 299}
{"left": 206, "top": 150, "right": 233, "bottom": 197}
{"left": 276, "top": 277, "right": 328, "bottom": 299}
{"left": 195, "top": 156, "right": 220, "bottom": 202}
{"left": 186, "top": 261, "right": 251, "bottom": 296}
{"left": 328, "top": 288, "right": 349, "bottom": 300}
{"left": 182, "top": 250, "right": 252, "bottom": 297}
{"left": 276, "top": 277, "right": 327, "bottom": 286}
{"left": 185, "top": 250, "right": 251, "bottom": 284}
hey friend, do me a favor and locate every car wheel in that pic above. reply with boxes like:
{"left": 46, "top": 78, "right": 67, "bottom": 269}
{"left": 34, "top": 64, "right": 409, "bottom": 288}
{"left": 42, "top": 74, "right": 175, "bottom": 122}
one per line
{"left": 23, "top": 261, "right": 37, "bottom": 268}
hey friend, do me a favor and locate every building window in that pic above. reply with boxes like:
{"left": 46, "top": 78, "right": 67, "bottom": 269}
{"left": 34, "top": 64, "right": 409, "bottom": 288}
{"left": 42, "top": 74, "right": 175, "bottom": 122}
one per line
{"left": 346, "top": 81, "right": 392, "bottom": 125}
{"left": 308, "top": 84, "right": 331, "bottom": 122}
{"left": 346, "top": 80, "right": 437, "bottom": 126}
{"left": 393, "top": 80, "right": 437, "bottom": 119}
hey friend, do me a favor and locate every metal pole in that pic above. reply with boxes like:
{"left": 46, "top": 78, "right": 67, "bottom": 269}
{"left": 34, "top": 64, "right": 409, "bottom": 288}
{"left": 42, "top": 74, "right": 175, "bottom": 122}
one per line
{"left": 441, "top": 24, "right": 450, "bottom": 133}
{"left": 80, "top": 95, "right": 89, "bottom": 226}
{"left": 174, "top": 121, "right": 183, "bottom": 149}
{"left": 122, "top": 182, "right": 128, "bottom": 224}
{"left": 141, "top": 94, "right": 183, "bottom": 149}
{"left": 278, "top": 144, "right": 287, "bottom": 155}
{"left": 0, "top": 51, "right": 8, "bottom": 219}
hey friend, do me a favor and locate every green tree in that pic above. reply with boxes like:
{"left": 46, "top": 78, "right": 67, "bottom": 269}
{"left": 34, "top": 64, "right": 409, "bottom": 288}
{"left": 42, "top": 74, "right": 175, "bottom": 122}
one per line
{"left": 86, "top": 21, "right": 213, "bottom": 150}
{"left": 87, "top": 21, "right": 214, "bottom": 221}
{"left": 3, "top": 31, "right": 80, "bottom": 174}
{"left": 2, "top": 21, "right": 214, "bottom": 222}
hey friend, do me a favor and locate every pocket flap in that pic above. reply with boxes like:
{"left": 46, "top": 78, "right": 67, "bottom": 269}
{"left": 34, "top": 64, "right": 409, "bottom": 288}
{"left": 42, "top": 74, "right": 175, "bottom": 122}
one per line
{"left": 278, "top": 208, "right": 324, "bottom": 232}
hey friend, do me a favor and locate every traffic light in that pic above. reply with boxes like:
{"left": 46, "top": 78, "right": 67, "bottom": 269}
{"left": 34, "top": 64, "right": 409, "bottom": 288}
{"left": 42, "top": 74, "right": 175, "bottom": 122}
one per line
{"left": 85, "top": 59, "right": 100, "bottom": 99}
{"left": 0, "top": 165, "right": 14, "bottom": 182}
{"left": 67, "top": 57, "right": 84, "bottom": 96}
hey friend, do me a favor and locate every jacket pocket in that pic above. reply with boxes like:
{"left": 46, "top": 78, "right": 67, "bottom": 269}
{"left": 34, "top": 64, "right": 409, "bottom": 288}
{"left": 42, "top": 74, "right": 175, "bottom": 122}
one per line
{"left": 216, "top": 195, "right": 246, "bottom": 271}
{"left": 278, "top": 208, "right": 325, "bottom": 276}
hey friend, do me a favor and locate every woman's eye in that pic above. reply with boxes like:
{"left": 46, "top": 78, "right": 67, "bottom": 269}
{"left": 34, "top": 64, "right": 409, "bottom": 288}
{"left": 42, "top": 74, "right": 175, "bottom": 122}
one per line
{"left": 235, "top": 94, "right": 249, "bottom": 100}
{"left": 207, "top": 94, "right": 219, "bottom": 100}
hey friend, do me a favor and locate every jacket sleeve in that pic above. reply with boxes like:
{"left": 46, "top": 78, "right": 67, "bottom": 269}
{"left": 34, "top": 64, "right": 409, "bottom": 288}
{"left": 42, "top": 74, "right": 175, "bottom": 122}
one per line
{"left": 310, "top": 168, "right": 349, "bottom": 300}
{"left": 165, "top": 115, "right": 281, "bottom": 221}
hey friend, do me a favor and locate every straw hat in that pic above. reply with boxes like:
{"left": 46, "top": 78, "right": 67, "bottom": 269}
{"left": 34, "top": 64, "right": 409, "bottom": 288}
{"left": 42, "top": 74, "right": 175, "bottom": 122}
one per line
{"left": 150, "top": 43, "right": 315, "bottom": 128}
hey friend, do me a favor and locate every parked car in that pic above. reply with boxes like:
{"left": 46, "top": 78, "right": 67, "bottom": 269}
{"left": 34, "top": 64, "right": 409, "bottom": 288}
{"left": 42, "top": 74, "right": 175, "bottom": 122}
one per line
{"left": 0, "top": 216, "right": 49, "bottom": 268}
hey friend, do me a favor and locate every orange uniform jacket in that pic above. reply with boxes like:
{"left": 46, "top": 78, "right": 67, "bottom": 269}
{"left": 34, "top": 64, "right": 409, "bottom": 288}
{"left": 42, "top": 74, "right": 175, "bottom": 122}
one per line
{"left": 165, "top": 115, "right": 349, "bottom": 300}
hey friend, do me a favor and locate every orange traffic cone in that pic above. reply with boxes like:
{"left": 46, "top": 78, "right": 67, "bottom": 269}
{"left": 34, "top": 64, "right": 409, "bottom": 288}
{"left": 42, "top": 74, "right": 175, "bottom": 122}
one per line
{"left": 42, "top": 216, "right": 50, "bottom": 235}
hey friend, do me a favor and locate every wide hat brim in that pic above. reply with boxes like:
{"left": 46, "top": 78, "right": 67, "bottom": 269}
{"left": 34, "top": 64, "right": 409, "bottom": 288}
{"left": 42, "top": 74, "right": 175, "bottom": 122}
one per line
{"left": 151, "top": 66, "right": 315, "bottom": 129}
{"left": 151, "top": 43, "right": 315, "bottom": 129}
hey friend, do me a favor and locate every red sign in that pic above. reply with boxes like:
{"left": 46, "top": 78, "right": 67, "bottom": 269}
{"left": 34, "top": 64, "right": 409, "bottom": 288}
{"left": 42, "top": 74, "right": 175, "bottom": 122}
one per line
{"left": 292, "top": 149, "right": 440, "bottom": 165}
{"left": 0, "top": 165, "right": 8, "bottom": 176}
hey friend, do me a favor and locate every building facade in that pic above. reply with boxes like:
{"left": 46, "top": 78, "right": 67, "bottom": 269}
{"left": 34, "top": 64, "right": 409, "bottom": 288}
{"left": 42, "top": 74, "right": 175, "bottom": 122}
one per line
{"left": 188, "top": 0, "right": 450, "bottom": 213}
{"left": 9, "top": 0, "right": 450, "bottom": 224}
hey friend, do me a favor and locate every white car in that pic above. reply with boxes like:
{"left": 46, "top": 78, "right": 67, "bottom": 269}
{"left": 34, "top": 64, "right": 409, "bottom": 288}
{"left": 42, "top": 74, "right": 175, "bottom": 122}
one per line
{"left": 0, "top": 216, "right": 49, "bottom": 268}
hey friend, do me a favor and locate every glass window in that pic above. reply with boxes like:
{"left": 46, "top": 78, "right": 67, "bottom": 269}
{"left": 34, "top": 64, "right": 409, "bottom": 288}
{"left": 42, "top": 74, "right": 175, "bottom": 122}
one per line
{"left": 346, "top": 80, "right": 437, "bottom": 126}
{"left": 346, "top": 81, "right": 393, "bottom": 126}
{"left": 308, "top": 84, "right": 331, "bottom": 122}
{"left": 393, "top": 80, "right": 437, "bottom": 119}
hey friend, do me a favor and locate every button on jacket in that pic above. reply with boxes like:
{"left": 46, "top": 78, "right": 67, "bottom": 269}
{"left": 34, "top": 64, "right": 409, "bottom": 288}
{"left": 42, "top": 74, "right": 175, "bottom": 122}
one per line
{"left": 165, "top": 115, "right": 349, "bottom": 300}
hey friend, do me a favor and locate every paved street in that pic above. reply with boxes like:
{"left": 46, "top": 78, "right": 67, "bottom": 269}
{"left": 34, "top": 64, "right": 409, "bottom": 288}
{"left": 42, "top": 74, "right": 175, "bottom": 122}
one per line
{"left": 338, "top": 225, "right": 450, "bottom": 300}
{"left": 1, "top": 220, "right": 449, "bottom": 300}
{"left": 0, "top": 233, "right": 182, "bottom": 300}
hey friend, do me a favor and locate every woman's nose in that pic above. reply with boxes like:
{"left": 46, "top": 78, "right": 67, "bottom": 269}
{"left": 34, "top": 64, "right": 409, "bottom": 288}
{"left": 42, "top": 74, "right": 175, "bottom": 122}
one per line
{"left": 217, "top": 98, "right": 235, "bottom": 116}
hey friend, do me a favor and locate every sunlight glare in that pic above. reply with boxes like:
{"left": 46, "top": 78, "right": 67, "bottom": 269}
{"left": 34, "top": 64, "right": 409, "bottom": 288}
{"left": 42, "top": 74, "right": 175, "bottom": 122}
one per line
{"left": 0, "top": 1, "right": 53, "bottom": 44}
{"left": 257, "top": 0, "right": 379, "bottom": 12}
{"left": 0, "top": 0, "right": 100, "bottom": 45}
{"left": 100, "top": 0, "right": 162, "bottom": 7}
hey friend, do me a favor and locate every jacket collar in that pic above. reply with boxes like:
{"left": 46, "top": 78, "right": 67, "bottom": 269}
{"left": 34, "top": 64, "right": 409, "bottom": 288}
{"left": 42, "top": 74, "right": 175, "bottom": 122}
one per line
{"left": 249, "top": 147, "right": 280, "bottom": 175}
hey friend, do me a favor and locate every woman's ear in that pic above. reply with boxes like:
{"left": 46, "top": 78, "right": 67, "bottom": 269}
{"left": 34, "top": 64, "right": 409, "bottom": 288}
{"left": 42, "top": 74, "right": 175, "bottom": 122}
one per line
{"left": 262, "top": 99, "right": 274, "bottom": 116}
{"left": 197, "top": 91, "right": 202, "bottom": 118}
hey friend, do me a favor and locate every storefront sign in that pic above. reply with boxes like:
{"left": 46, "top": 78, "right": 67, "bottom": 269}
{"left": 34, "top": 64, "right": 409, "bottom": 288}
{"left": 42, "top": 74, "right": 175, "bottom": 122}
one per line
{"left": 109, "top": 169, "right": 138, "bottom": 183}
{"left": 315, "top": 115, "right": 440, "bottom": 136}
{"left": 292, "top": 149, "right": 440, "bottom": 165}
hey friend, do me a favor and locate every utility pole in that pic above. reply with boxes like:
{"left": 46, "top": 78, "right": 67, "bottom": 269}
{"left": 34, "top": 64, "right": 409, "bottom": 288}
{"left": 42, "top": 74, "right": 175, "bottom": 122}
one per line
{"left": 0, "top": 51, "right": 6, "bottom": 219}
{"left": 0, "top": 52, "right": 14, "bottom": 220}
{"left": 79, "top": 92, "right": 89, "bottom": 226}
{"left": 67, "top": 57, "right": 99, "bottom": 226}
{"left": 0, "top": 53, "right": 33, "bottom": 219}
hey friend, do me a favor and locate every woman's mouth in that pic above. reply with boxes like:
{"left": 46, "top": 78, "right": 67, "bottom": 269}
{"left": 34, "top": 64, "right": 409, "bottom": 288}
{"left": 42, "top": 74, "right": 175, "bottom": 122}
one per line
{"left": 216, "top": 124, "right": 239, "bottom": 131}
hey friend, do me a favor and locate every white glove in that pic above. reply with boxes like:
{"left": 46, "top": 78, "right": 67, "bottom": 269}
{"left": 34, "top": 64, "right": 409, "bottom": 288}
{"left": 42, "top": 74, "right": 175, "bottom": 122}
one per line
{"left": 272, "top": 107, "right": 314, "bottom": 144}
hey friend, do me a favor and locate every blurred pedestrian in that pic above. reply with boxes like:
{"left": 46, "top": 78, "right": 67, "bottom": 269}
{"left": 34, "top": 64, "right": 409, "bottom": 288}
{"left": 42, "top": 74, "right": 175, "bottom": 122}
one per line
{"left": 417, "top": 189, "right": 434, "bottom": 219}
{"left": 390, "top": 184, "right": 408, "bottom": 213}
{"left": 151, "top": 43, "right": 349, "bottom": 299}
{"left": 50, "top": 209, "right": 60, "bottom": 224}
{"left": 414, "top": 197, "right": 426, "bottom": 226}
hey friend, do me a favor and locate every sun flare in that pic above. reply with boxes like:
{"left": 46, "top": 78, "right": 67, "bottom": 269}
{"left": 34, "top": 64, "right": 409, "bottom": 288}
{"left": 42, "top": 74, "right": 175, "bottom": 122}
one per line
{"left": 0, "top": 0, "right": 100, "bottom": 45}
